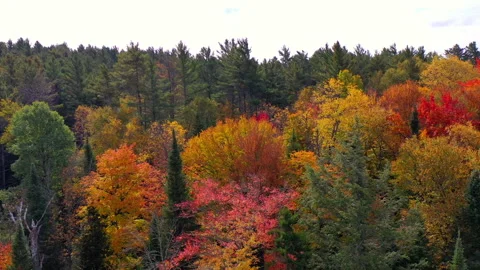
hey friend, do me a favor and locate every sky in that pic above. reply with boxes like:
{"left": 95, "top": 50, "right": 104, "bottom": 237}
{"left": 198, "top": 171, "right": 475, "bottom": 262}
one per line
{"left": 2, "top": 0, "right": 479, "bottom": 60}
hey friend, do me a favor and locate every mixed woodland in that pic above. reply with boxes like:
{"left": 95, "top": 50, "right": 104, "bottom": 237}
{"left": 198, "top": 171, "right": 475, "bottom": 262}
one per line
{"left": 0, "top": 38, "right": 479, "bottom": 269}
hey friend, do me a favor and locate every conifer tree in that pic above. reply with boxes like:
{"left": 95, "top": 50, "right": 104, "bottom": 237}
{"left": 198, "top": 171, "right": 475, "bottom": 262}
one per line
{"left": 11, "top": 224, "right": 32, "bottom": 270}
{"left": 83, "top": 141, "right": 96, "bottom": 174}
{"left": 451, "top": 231, "right": 468, "bottom": 270}
{"left": 78, "top": 206, "right": 111, "bottom": 270}
{"left": 410, "top": 107, "right": 420, "bottom": 136}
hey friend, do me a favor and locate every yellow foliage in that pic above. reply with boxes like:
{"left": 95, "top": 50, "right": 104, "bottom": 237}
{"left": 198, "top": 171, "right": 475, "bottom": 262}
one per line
{"left": 393, "top": 137, "right": 471, "bottom": 259}
{"left": 86, "top": 97, "right": 147, "bottom": 155}
{"left": 183, "top": 117, "right": 285, "bottom": 186}
{"left": 286, "top": 150, "right": 318, "bottom": 188}
{"left": 420, "top": 56, "right": 480, "bottom": 90}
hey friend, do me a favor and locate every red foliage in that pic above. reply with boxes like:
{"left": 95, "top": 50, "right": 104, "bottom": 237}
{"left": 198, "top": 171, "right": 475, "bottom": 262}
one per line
{"left": 418, "top": 93, "right": 472, "bottom": 137}
{"left": 169, "top": 178, "right": 298, "bottom": 268}
{"left": 255, "top": 111, "right": 270, "bottom": 122}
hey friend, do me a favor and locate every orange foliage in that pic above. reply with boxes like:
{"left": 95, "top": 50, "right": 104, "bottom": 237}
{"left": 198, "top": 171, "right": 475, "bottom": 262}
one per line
{"left": 82, "top": 144, "right": 165, "bottom": 268}
{"left": 380, "top": 81, "right": 422, "bottom": 123}
{"left": 183, "top": 117, "right": 286, "bottom": 186}
{"left": 0, "top": 243, "right": 12, "bottom": 270}
{"left": 286, "top": 150, "right": 318, "bottom": 188}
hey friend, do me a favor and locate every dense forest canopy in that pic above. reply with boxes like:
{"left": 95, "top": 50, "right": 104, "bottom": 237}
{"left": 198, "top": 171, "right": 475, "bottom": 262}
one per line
{"left": 0, "top": 37, "right": 479, "bottom": 269}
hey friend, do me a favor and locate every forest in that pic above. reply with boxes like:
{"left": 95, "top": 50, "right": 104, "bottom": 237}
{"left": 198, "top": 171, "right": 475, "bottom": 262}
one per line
{"left": 0, "top": 37, "right": 479, "bottom": 269}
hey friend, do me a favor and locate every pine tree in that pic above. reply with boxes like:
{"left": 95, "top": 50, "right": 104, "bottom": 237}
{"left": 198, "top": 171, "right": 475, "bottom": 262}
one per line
{"left": 464, "top": 170, "right": 480, "bottom": 267}
{"left": 274, "top": 208, "right": 310, "bottom": 269}
{"left": 451, "top": 231, "right": 468, "bottom": 270}
{"left": 410, "top": 107, "right": 420, "bottom": 136}
{"left": 166, "top": 130, "right": 188, "bottom": 212}
{"left": 11, "top": 224, "right": 33, "bottom": 270}
{"left": 83, "top": 141, "right": 96, "bottom": 174}
{"left": 299, "top": 120, "right": 394, "bottom": 269}
{"left": 79, "top": 206, "right": 111, "bottom": 270}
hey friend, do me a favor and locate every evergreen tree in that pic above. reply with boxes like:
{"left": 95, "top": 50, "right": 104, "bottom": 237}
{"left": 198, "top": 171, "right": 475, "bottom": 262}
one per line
{"left": 274, "top": 208, "right": 310, "bottom": 269}
{"left": 410, "top": 107, "right": 420, "bottom": 136}
{"left": 11, "top": 224, "right": 33, "bottom": 270}
{"left": 166, "top": 130, "right": 188, "bottom": 213}
{"left": 465, "top": 42, "right": 480, "bottom": 65}
{"left": 83, "top": 141, "right": 96, "bottom": 175}
{"left": 299, "top": 120, "right": 395, "bottom": 269}
{"left": 78, "top": 206, "right": 111, "bottom": 270}
{"left": 451, "top": 231, "right": 468, "bottom": 270}
{"left": 463, "top": 170, "right": 480, "bottom": 267}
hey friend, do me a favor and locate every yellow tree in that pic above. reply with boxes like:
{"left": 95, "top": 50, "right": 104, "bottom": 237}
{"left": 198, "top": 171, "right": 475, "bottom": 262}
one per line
{"left": 183, "top": 117, "right": 286, "bottom": 187}
{"left": 85, "top": 97, "right": 146, "bottom": 155}
{"left": 82, "top": 144, "right": 165, "bottom": 268}
{"left": 316, "top": 88, "right": 407, "bottom": 172}
{"left": 420, "top": 56, "right": 480, "bottom": 90}
{"left": 393, "top": 137, "right": 472, "bottom": 261}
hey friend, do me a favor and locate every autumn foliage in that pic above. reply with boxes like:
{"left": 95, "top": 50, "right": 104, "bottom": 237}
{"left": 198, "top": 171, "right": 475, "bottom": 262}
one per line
{"left": 418, "top": 93, "right": 472, "bottom": 137}
{"left": 82, "top": 144, "right": 165, "bottom": 268}
{"left": 170, "top": 178, "right": 298, "bottom": 269}
{"left": 0, "top": 243, "right": 12, "bottom": 270}
{"left": 183, "top": 117, "right": 286, "bottom": 186}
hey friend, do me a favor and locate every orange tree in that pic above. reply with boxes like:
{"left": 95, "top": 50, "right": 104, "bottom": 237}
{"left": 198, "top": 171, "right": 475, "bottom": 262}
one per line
{"left": 82, "top": 144, "right": 165, "bottom": 268}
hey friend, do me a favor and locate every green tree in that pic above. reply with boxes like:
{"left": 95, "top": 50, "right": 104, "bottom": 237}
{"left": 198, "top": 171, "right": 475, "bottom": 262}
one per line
{"left": 78, "top": 206, "right": 111, "bottom": 270}
{"left": 8, "top": 101, "right": 75, "bottom": 189}
{"left": 195, "top": 47, "right": 219, "bottom": 100}
{"left": 465, "top": 42, "right": 479, "bottom": 65}
{"left": 451, "top": 231, "right": 467, "bottom": 270}
{"left": 299, "top": 122, "right": 396, "bottom": 269}
{"left": 11, "top": 224, "right": 32, "bottom": 270}
{"left": 26, "top": 165, "right": 47, "bottom": 224}
{"left": 113, "top": 42, "right": 148, "bottom": 125}
{"left": 175, "top": 41, "right": 194, "bottom": 106}
{"left": 274, "top": 208, "right": 310, "bottom": 269}
{"left": 84, "top": 142, "right": 96, "bottom": 174}
{"left": 464, "top": 170, "right": 480, "bottom": 267}
{"left": 410, "top": 107, "right": 420, "bottom": 136}
{"left": 165, "top": 130, "right": 189, "bottom": 229}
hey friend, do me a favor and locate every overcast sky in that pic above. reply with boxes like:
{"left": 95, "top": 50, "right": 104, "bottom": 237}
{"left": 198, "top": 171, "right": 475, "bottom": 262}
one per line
{"left": 2, "top": 0, "right": 479, "bottom": 60}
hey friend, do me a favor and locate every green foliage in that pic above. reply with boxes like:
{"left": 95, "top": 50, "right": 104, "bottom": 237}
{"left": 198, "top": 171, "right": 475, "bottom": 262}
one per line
{"left": 8, "top": 102, "right": 75, "bottom": 189}
{"left": 450, "top": 231, "right": 467, "bottom": 270}
{"left": 180, "top": 97, "right": 218, "bottom": 137}
{"left": 78, "top": 206, "right": 111, "bottom": 270}
{"left": 26, "top": 165, "right": 47, "bottom": 223}
{"left": 299, "top": 123, "right": 397, "bottom": 269}
{"left": 410, "top": 107, "right": 420, "bottom": 136}
{"left": 274, "top": 208, "right": 310, "bottom": 269}
{"left": 11, "top": 224, "right": 32, "bottom": 270}
{"left": 83, "top": 142, "right": 96, "bottom": 175}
